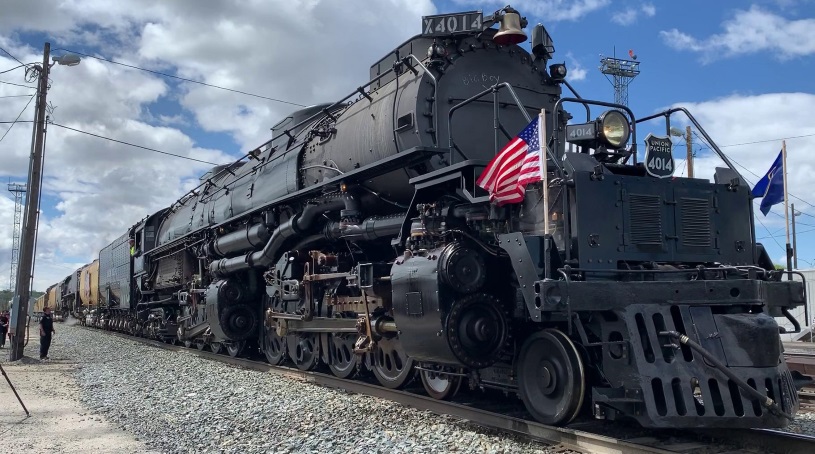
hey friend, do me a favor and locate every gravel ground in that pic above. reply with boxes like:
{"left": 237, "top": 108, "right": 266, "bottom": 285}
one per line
{"left": 13, "top": 325, "right": 815, "bottom": 453}
{"left": 55, "top": 325, "right": 558, "bottom": 454}
{"left": 783, "top": 411, "right": 815, "bottom": 436}
{"left": 0, "top": 331, "right": 154, "bottom": 454}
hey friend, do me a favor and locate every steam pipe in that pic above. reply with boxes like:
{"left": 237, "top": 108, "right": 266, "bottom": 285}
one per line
{"left": 781, "top": 307, "right": 801, "bottom": 334}
{"left": 207, "top": 223, "right": 271, "bottom": 257}
{"left": 324, "top": 214, "right": 406, "bottom": 241}
{"left": 210, "top": 196, "right": 348, "bottom": 276}
{"left": 135, "top": 297, "right": 178, "bottom": 310}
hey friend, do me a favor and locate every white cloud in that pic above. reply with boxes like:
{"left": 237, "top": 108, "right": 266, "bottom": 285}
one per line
{"left": 565, "top": 53, "right": 588, "bottom": 81}
{"left": 453, "top": 0, "right": 609, "bottom": 22}
{"left": 660, "top": 5, "right": 815, "bottom": 60}
{"left": 0, "top": 0, "right": 437, "bottom": 291}
{"left": 611, "top": 3, "right": 656, "bottom": 26}
{"left": 611, "top": 9, "right": 638, "bottom": 26}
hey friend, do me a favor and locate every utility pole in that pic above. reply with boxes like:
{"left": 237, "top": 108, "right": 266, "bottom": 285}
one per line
{"left": 9, "top": 43, "right": 51, "bottom": 361}
{"left": 685, "top": 126, "right": 693, "bottom": 178}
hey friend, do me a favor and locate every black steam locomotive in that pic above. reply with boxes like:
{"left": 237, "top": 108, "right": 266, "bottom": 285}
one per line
{"left": 64, "top": 6, "right": 809, "bottom": 429}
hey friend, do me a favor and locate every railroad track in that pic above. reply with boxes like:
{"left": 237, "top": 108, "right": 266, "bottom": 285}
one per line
{"left": 78, "top": 326, "right": 815, "bottom": 454}
{"left": 785, "top": 351, "right": 815, "bottom": 411}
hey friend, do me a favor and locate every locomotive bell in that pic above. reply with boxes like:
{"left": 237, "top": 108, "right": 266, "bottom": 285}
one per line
{"left": 493, "top": 11, "right": 527, "bottom": 45}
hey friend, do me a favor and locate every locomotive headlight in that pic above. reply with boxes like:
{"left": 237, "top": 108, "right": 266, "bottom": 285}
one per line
{"left": 597, "top": 110, "right": 630, "bottom": 148}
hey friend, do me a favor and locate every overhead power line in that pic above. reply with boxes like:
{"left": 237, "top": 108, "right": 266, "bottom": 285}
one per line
{"left": 718, "top": 133, "right": 815, "bottom": 148}
{"left": 50, "top": 122, "right": 221, "bottom": 165}
{"left": 0, "top": 94, "right": 35, "bottom": 144}
{"left": 0, "top": 64, "right": 28, "bottom": 75}
{"left": 0, "top": 46, "right": 27, "bottom": 67}
{"left": 0, "top": 79, "right": 35, "bottom": 89}
{"left": 55, "top": 48, "right": 307, "bottom": 108}
{"left": 3, "top": 119, "right": 223, "bottom": 166}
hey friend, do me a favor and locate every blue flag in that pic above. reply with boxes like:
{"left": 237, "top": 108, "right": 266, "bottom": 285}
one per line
{"left": 751, "top": 151, "right": 784, "bottom": 216}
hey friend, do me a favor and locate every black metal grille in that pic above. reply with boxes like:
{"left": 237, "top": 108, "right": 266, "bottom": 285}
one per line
{"left": 680, "top": 198, "right": 711, "bottom": 247}
{"left": 629, "top": 194, "right": 662, "bottom": 245}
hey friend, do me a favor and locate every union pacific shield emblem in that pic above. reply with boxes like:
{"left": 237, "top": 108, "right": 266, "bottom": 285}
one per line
{"left": 644, "top": 134, "right": 674, "bottom": 178}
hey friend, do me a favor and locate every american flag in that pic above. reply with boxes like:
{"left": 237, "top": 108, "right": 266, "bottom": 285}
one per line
{"left": 475, "top": 117, "right": 543, "bottom": 206}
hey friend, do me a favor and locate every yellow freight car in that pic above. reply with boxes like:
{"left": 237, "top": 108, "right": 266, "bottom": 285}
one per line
{"left": 78, "top": 260, "right": 100, "bottom": 326}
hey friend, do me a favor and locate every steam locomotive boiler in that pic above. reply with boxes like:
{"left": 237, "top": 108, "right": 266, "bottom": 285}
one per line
{"left": 88, "top": 6, "right": 808, "bottom": 429}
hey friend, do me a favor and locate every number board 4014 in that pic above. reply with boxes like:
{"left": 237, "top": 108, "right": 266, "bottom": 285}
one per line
{"left": 644, "top": 133, "right": 675, "bottom": 179}
{"left": 422, "top": 11, "right": 483, "bottom": 37}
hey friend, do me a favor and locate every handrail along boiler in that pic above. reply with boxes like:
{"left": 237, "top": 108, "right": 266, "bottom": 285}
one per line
{"left": 61, "top": 6, "right": 809, "bottom": 429}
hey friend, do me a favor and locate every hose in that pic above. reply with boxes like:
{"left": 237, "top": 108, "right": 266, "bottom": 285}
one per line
{"left": 781, "top": 307, "right": 801, "bottom": 334}
{"left": 659, "top": 330, "right": 794, "bottom": 420}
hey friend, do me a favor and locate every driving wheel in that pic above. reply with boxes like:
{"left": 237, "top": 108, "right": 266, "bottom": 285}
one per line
{"left": 327, "top": 332, "right": 358, "bottom": 379}
{"left": 287, "top": 333, "right": 319, "bottom": 371}
{"left": 517, "top": 329, "right": 585, "bottom": 425}
{"left": 262, "top": 323, "right": 287, "bottom": 365}
{"left": 372, "top": 337, "right": 414, "bottom": 389}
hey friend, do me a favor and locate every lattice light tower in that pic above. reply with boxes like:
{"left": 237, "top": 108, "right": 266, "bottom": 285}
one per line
{"left": 599, "top": 54, "right": 641, "bottom": 107}
{"left": 7, "top": 183, "right": 26, "bottom": 293}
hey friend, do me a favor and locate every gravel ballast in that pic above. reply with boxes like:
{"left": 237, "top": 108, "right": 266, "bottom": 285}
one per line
{"left": 55, "top": 325, "right": 556, "bottom": 454}
{"left": 21, "top": 325, "right": 815, "bottom": 453}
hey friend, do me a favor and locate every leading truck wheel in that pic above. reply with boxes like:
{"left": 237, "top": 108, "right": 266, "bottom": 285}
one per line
{"left": 517, "top": 329, "right": 585, "bottom": 425}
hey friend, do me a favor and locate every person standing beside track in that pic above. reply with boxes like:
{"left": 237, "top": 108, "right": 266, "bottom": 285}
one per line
{"left": 0, "top": 310, "right": 9, "bottom": 348}
{"left": 39, "top": 306, "right": 55, "bottom": 360}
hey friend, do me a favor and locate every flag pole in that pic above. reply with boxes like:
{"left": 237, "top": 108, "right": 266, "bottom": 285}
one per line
{"left": 782, "top": 140, "right": 793, "bottom": 276}
{"left": 538, "top": 109, "right": 548, "bottom": 236}
{"left": 538, "top": 109, "right": 552, "bottom": 280}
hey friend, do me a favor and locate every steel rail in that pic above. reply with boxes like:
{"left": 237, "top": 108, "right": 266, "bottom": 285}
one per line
{"left": 704, "top": 429, "right": 815, "bottom": 454}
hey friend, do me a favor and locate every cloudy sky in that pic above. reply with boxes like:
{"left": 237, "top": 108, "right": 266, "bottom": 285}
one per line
{"left": 1, "top": 0, "right": 814, "bottom": 292}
